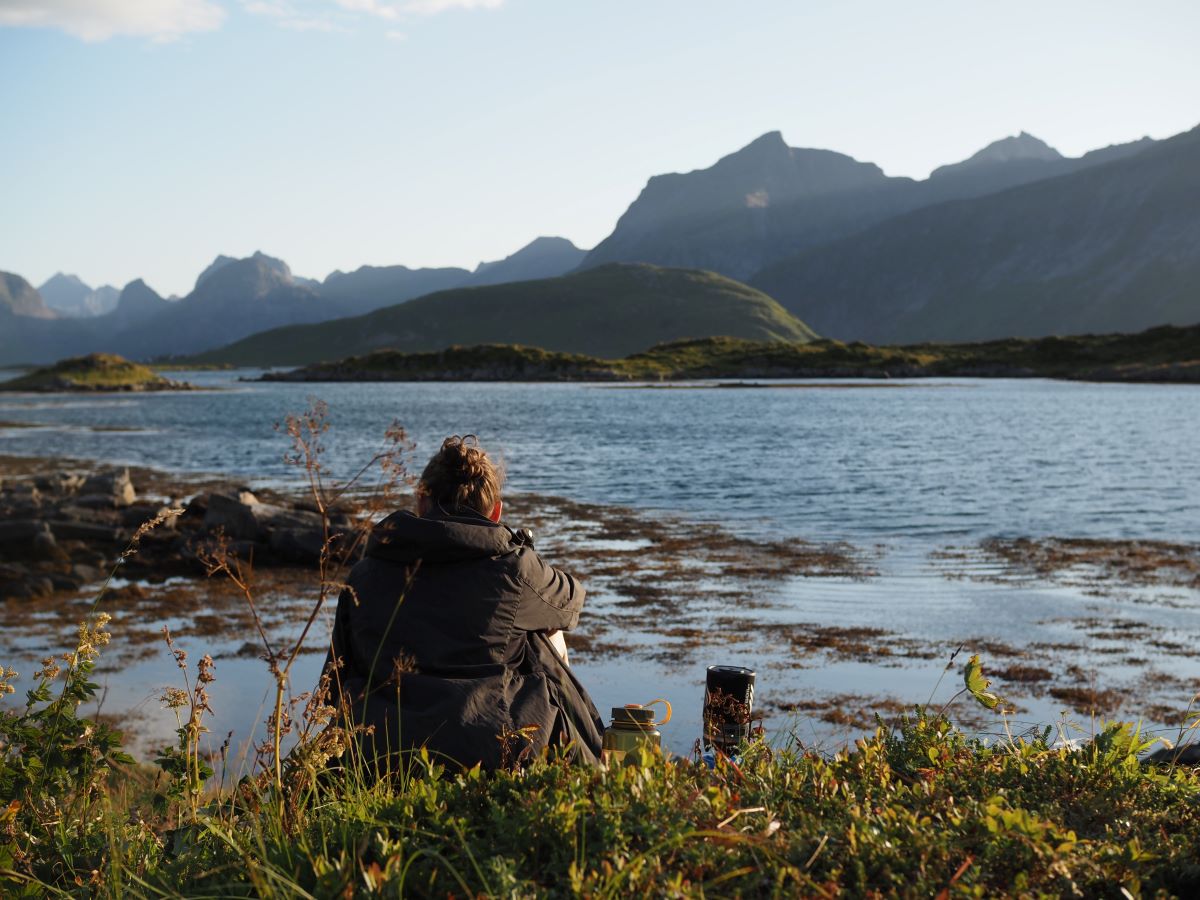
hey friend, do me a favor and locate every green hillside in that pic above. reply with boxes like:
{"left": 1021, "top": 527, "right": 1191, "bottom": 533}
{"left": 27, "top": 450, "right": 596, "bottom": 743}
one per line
{"left": 188, "top": 264, "right": 816, "bottom": 367}
{"left": 0, "top": 353, "right": 190, "bottom": 392}
{"left": 263, "top": 323, "right": 1200, "bottom": 384}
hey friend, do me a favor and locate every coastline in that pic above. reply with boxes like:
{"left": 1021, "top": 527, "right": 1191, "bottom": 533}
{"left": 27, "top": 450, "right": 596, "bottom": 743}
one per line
{"left": 3, "top": 450, "right": 1199, "bottom": 760}
{"left": 251, "top": 326, "right": 1200, "bottom": 385}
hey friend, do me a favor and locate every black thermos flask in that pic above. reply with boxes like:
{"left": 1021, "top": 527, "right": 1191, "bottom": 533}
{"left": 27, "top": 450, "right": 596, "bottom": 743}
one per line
{"left": 703, "top": 665, "right": 756, "bottom": 754}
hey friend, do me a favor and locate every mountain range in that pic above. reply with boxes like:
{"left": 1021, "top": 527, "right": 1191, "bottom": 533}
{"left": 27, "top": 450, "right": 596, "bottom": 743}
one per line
{"left": 2, "top": 122, "right": 1197, "bottom": 366}
{"left": 579, "top": 130, "right": 1159, "bottom": 281}
{"left": 0, "top": 237, "right": 588, "bottom": 363}
{"left": 752, "top": 125, "right": 1200, "bottom": 342}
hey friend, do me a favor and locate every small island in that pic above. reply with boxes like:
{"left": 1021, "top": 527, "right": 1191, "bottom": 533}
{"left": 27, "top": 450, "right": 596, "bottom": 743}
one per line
{"left": 259, "top": 323, "right": 1200, "bottom": 384}
{"left": 0, "top": 353, "right": 195, "bottom": 392}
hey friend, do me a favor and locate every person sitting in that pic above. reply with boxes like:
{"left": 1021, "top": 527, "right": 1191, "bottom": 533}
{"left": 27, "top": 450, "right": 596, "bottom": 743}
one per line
{"left": 322, "top": 434, "right": 604, "bottom": 772}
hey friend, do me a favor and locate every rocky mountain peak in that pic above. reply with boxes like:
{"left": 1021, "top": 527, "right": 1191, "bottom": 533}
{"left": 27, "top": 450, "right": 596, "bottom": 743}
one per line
{"left": 468, "top": 236, "right": 586, "bottom": 286}
{"left": 37, "top": 272, "right": 119, "bottom": 317}
{"left": 193, "top": 252, "right": 295, "bottom": 298}
{"left": 935, "top": 132, "right": 1063, "bottom": 177}
{"left": 40, "top": 272, "right": 89, "bottom": 294}
{"left": 109, "top": 279, "right": 169, "bottom": 321}
{"left": 0, "top": 271, "right": 57, "bottom": 319}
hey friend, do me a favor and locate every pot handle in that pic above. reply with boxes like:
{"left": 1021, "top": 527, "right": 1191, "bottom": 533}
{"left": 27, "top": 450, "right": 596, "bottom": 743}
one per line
{"left": 643, "top": 698, "right": 672, "bottom": 726}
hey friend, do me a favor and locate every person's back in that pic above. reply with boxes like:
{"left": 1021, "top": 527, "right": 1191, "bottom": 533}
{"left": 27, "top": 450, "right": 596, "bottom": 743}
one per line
{"left": 324, "top": 435, "right": 603, "bottom": 771}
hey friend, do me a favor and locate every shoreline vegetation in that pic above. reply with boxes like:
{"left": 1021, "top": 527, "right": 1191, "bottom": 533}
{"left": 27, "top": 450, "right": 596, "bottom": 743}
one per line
{"left": 4, "top": 406, "right": 1200, "bottom": 894}
{"left": 0, "top": 353, "right": 195, "bottom": 393}
{"left": 257, "top": 322, "right": 1200, "bottom": 384}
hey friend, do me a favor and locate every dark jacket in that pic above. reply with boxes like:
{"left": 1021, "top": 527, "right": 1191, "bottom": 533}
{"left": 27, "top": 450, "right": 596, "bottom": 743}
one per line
{"left": 324, "top": 506, "right": 604, "bottom": 771}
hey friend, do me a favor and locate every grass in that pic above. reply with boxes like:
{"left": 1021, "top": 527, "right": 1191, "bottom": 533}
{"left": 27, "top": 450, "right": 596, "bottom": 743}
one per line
{"left": 5, "top": 649, "right": 1200, "bottom": 897}
{"left": 0, "top": 353, "right": 186, "bottom": 392}
{"left": 263, "top": 322, "right": 1200, "bottom": 383}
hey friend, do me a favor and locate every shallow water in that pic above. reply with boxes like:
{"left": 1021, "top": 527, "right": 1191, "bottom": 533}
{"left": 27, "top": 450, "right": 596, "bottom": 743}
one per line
{"left": 2, "top": 373, "right": 1199, "bottom": 757}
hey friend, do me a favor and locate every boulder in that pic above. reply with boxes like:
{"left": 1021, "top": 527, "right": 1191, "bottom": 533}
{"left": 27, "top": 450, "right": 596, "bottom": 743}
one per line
{"left": 72, "top": 563, "right": 103, "bottom": 585}
{"left": 203, "top": 493, "right": 263, "bottom": 541}
{"left": 1147, "top": 744, "right": 1200, "bottom": 766}
{"left": 50, "top": 571, "right": 84, "bottom": 592}
{"left": 263, "top": 507, "right": 324, "bottom": 532}
{"left": 3, "top": 483, "right": 43, "bottom": 509}
{"left": 78, "top": 469, "right": 136, "bottom": 508}
{"left": 47, "top": 520, "right": 124, "bottom": 543}
{"left": 0, "top": 519, "right": 65, "bottom": 562}
{"left": 30, "top": 527, "right": 62, "bottom": 561}
{"left": 33, "top": 472, "right": 86, "bottom": 495}
{"left": 0, "top": 563, "right": 31, "bottom": 599}
{"left": 179, "top": 493, "right": 209, "bottom": 522}
{"left": 0, "top": 519, "right": 50, "bottom": 545}
{"left": 121, "top": 503, "right": 179, "bottom": 530}
{"left": 3, "top": 575, "right": 55, "bottom": 600}
{"left": 268, "top": 527, "right": 326, "bottom": 563}
{"left": 262, "top": 507, "right": 328, "bottom": 562}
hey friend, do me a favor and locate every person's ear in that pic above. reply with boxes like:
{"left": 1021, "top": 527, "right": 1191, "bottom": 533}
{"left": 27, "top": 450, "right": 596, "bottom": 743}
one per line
{"left": 488, "top": 500, "right": 503, "bottom": 523}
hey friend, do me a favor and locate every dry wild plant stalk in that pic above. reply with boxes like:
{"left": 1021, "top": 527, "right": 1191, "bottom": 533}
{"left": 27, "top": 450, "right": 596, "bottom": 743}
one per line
{"left": 120, "top": 506, "right": 185, "bottom": 561}
{"left": 158, "top": 627, "right": 218, "bottom": 819}
{"left": 194, "top": 399, "right": 414, "bottom": 797}
{"left": 496, "top": 724, "right": 542, "bottom": 771}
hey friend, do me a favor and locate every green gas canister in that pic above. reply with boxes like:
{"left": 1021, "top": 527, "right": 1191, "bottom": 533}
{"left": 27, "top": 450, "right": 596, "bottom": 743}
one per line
{"left": 601, "top": 699, "right": 672, "bottom": 765}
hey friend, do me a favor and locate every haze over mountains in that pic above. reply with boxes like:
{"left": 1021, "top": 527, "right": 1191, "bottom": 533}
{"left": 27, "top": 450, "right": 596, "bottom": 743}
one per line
{"left": 2, "top": 122, "right": 1197, "bottom": 366}
{"left": 37, "top": 274, "right": 120, "bottom": 318}
{"left": 579, "top": 129, "right": 1161, "bottom": 281}
{"left": 753, "top": 126, "right": 1200, "bottom": 342}
{"left": 0, "top": 237, "right": 589, "bottom": 363}
{"left": 1, "top": 272, "right": 56, "bottom": 320}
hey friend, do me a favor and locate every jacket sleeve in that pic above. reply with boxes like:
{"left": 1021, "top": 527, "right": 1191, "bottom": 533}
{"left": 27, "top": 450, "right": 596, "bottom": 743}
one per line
{"left": 512, "top": 549, "right": 585, "bottom": 633}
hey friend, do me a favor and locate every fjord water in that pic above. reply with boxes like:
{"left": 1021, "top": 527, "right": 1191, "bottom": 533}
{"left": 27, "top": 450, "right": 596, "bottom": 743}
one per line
{"left": 2, "top": 372, "right": 1199, "bottom": 755}
{"left": 1, "top": 372, "right": 1197, "bottom": 542}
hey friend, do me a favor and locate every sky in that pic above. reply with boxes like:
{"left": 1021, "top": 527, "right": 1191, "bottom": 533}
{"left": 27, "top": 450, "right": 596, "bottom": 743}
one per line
{"left": 1, "top": 0, "right": 1198, "bottom": 297}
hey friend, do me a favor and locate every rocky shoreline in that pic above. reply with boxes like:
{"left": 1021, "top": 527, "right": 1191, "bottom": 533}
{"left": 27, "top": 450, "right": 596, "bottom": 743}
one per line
{"left": 4, "top": 452, "right": 1200, "bottom": 759}
{"left": 0, "top": 378, "right": 196, "bottom": 393}
{"left": 0, "top": 455, "right": 350, "bottom": 602}
{"left": 253, "top": 325, "right": 1200, "bottom": 385}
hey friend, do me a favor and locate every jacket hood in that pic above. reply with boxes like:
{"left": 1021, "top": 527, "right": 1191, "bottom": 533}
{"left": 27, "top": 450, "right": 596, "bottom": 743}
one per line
{"left": 366, "top": 507, "right": 514, "bottom": 565}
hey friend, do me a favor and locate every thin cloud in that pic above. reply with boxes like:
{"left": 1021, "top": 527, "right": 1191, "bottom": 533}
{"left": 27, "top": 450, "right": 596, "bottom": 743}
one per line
{"left": 282, "top": 16, "right": 345, "bottom": 31}
{"left": 333, "top": 0, "right": 398, "bottom": 20}
{"left": 242, "top": 0, "right": 290, "bottom": 16}
{"left": 403, "top": 0, "right": 501, "bottom": 12}
{"left": 0, "top": 0, "right": 225, "bottom": 42}
{"left": 334, "top": 0, "right": 502, "bottom": 18}
{"left": 241, "top": 0, "right": 346, "bottom": 31}
{"left": 403, "top": 0, "right": 503, "bottom": 12}
{"left": 241, "top": 0, "right": 504, "bottom": 34}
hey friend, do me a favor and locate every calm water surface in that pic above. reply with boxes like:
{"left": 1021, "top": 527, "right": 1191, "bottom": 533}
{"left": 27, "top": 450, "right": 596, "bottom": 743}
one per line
{"left": 1, "top": 373, "right": 1197, "bottom": 541}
